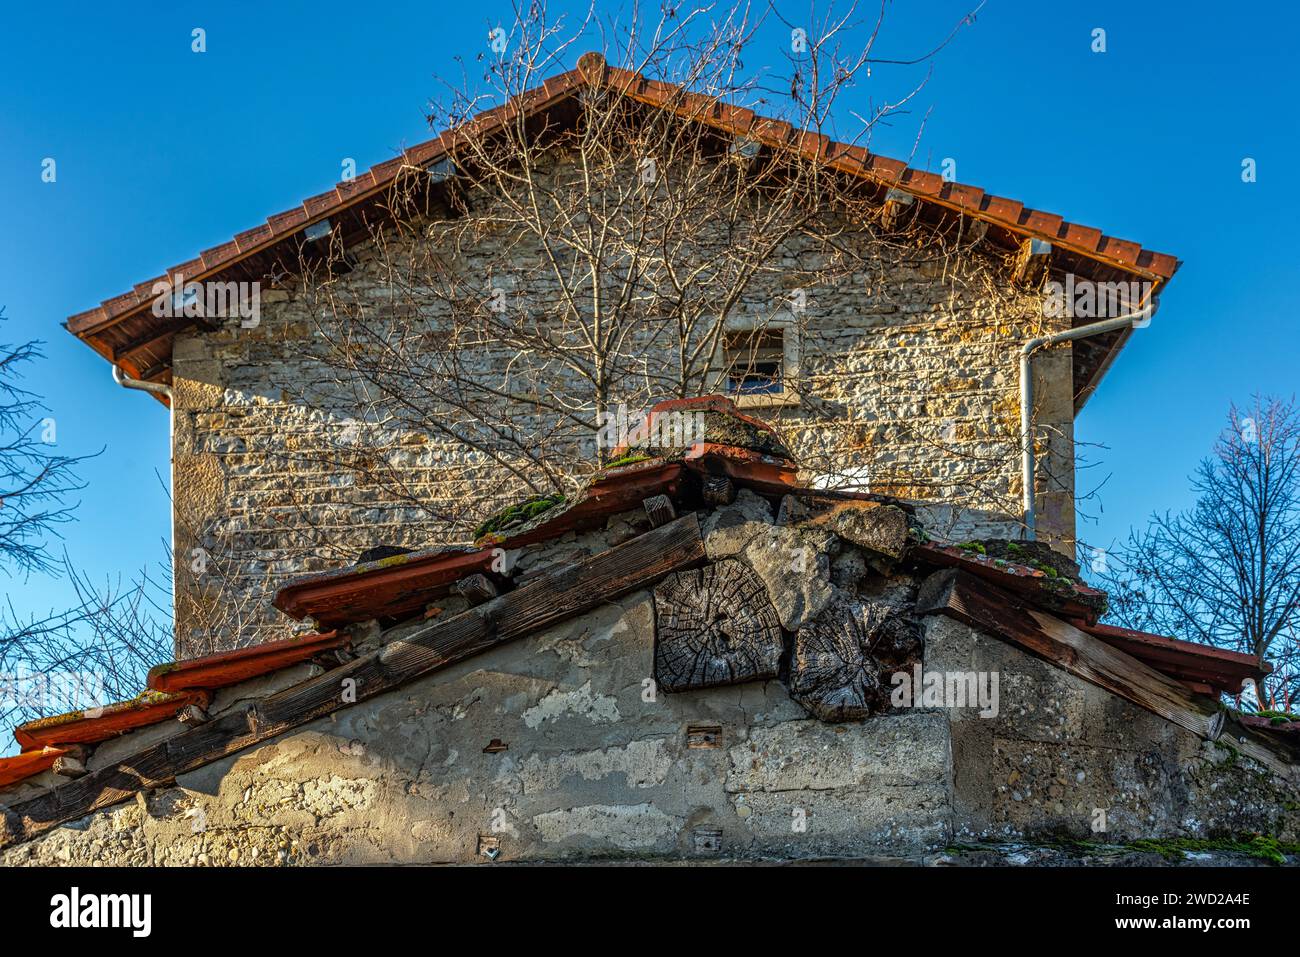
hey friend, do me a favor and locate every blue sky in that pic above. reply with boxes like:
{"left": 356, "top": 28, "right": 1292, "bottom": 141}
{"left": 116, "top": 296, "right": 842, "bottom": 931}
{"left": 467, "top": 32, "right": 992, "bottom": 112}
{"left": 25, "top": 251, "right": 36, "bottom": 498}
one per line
{"left": 0, "top": 0, "right": 1295, "bottom": 627}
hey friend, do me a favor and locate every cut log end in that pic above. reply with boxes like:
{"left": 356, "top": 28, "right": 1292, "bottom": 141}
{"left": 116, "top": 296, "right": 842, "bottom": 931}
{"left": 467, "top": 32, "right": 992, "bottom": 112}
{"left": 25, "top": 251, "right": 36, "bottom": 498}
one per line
{"left": 789, "top": 592, "right": 923, "bottom": 722}
{"left": 451, "top": 573, "right": 499, "bottom": 606}
{"left": 654, "top": 560, "right": 783, "bottom": 692}
{"left": 701, "top": 475, "right": 736, "bottom": 506}
{"left": 52, "top": 757, "right": 88, "bottom": 779}
{"left": 177, "top": 704, "right": 210, "bottom": 726}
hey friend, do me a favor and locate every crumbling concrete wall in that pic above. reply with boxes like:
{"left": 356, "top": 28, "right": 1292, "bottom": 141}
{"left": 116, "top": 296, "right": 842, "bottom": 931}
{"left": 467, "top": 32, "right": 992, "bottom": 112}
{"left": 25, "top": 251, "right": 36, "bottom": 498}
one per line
{"left": 0, "top": 590, "right": 952, "bottom": 865}
{"left": 928, "top": 615, "right": 1300, "bottom": 845}
{"left": 5, "top": 499, "right": 1293, "bottom": 866}
{"left": 167, "top": 151, "right": 1071, "bottom": 656}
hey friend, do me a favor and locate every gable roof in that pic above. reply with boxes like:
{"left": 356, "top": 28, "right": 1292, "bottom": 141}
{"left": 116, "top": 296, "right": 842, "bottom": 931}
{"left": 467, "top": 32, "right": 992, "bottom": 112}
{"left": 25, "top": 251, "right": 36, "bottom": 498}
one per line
{"left": 66, "top": 52, "right": 1179, "bottom": 410}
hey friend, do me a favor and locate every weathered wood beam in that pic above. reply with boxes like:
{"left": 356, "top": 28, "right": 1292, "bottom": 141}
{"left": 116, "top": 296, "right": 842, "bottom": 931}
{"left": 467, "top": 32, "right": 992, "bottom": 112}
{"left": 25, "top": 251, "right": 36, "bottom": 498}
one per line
{"left": 642, "top": 494, "right": 676, "bottom": 528}
{"left": 111, "top": 318, "right": 202, "bottom": 361}
{"left": 451, "top": 573, "right": 498, "bottom": 606}
{"left": 1011, "top": 237, "right": 1052, "bottom": 287}
{"left": 965, "top": 218, "right": 989, "bottom": 243}
{"left": 880, "top": 188, "right": 915, "bottom": 230}
{"left": 916, "top": 568, "right": 1298, "bottom": 781}
{"left": 0, "top": 514, "right": 706, "bottom": 849}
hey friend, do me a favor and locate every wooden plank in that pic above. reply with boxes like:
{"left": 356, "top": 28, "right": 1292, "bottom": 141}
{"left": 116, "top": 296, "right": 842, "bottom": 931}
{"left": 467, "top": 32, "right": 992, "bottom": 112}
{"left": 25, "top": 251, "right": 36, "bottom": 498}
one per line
{"left": 0, "top": 514, "right": 706, "bottom": 849}
{"left": 911, "top": 542, "right": 1107, "bottom": 624}
{"left": 916, "top": 568, "right": 1297, "bottom": 782}
{"left": 1070, "top": 619, "right": 1269, "bottom": 684}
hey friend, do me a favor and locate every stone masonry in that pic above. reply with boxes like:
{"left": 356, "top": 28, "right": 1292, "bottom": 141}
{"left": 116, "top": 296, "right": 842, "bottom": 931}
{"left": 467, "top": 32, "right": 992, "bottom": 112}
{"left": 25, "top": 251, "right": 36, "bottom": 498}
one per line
{"left": 168, "top": 152, "right": 1073, "bottom": 656}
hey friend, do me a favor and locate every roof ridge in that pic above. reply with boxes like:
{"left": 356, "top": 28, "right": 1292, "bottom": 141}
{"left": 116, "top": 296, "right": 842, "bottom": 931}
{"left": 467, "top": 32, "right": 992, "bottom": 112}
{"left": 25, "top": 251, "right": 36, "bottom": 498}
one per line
{"left": 68, "top": 52, "right": 1179, "bottom": 382}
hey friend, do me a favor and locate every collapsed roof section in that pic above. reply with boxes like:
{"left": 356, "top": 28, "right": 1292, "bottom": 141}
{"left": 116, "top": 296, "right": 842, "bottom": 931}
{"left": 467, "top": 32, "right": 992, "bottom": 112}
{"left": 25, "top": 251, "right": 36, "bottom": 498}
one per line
{"left": 0, "top": 397, "right": 1281, "bottom": 839}
{"left": 66, "top": 53, "right": 1178, "bottom": 412}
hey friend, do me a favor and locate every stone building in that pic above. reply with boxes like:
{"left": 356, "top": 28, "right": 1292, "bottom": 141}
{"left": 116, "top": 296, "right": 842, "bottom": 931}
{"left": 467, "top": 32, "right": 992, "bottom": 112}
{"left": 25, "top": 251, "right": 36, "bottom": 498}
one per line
{"left": 8, "top": 56, "right": 1291, "bottom": 866}
{"left": 65, "top": 53, "right": 1178, "bottom": 658}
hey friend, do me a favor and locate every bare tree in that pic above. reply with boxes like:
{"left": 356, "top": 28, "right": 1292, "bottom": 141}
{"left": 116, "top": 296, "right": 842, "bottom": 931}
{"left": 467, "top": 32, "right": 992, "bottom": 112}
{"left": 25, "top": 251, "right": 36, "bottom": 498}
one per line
{"left": 0, "top": 557, "right": 173, "bottom": 748}
{"left": 0, "top": 308, "right": 92, "bottom": 577}
{"left": 1094, "top": 397, "right": 1300, "bottom": 708}
{"left": 270, "top": 0, "right": 1016, "bottom": 564}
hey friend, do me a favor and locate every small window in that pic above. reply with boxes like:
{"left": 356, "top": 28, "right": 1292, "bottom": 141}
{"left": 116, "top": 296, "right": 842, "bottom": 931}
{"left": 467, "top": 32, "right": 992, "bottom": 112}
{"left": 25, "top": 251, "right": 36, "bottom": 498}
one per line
{"left": 724, "top": 330, "right": 785, "bottom": 396}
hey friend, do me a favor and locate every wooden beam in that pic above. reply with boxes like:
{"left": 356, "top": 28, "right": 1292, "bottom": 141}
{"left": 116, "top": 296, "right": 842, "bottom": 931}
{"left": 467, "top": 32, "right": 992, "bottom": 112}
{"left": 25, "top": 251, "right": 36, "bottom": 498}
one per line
{"left": 451, "top": 573, "right": 498, "bottom": 606}
{"left": 880, "top": 187, "right": 915, "bottom": 230}
{"left": 916, "top": 569, "right": 1298, "bottom": 781}
{"left": 1011, "top": 237, "right": 1052, "bottom": 287}
{"left": 0, "top": 514, "right": 706, "bottom": 849}
{"left": 910, "top": 542, "right": 1107, "bottom": 624}
{"left": 642, "top": 494, "right": 676, "bottom": 528}
{"left": 111, "top": 318, "right": 202, "bottom": 361}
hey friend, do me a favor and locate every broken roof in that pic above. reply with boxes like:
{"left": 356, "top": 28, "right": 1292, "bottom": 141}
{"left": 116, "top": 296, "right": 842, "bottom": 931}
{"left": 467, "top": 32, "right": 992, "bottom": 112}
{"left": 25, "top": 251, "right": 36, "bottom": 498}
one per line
{"left": 66, "top": 52, "right": 1178, "bottom": 411}
{"left": 0, "top": 397, "right": 1281, "bottom": 808}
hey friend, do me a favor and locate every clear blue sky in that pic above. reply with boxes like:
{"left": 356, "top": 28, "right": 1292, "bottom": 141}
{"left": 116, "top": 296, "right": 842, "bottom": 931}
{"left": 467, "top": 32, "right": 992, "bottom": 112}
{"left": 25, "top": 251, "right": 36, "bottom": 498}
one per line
{"left": 0, "top": 0, "right": 1295, "bottom": 626}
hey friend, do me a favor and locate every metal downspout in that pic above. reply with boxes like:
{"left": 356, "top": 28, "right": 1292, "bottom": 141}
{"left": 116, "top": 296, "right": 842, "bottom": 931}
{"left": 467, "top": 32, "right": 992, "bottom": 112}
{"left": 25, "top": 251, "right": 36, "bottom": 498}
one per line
{"left": 1019, "top": 301, "right": 1158, "bottom": 541}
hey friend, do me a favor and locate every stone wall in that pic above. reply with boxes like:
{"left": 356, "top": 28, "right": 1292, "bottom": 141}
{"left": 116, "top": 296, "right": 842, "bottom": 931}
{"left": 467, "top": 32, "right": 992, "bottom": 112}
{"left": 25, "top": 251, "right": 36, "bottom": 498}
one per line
{"left": 168, "top": 153, "right": 1072, "bottom": 656}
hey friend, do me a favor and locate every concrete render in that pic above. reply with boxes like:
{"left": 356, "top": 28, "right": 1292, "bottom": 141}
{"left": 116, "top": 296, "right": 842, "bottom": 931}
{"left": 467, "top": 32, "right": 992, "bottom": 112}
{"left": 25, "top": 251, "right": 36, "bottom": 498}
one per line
{"left": 3, "top": 497, "right": 1295, "bottom": 866}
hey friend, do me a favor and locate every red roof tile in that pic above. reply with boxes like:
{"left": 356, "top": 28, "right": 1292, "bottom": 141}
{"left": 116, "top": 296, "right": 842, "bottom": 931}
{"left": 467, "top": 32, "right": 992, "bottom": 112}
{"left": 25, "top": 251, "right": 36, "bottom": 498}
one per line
{"left": 0, "top": 747, "right": 67, "bottom": 789}
{"left": 14, "top": 690, "right": 211, "bottom": 751}
{"left": 146, "top": 631, "right": 347, "bottom": 693}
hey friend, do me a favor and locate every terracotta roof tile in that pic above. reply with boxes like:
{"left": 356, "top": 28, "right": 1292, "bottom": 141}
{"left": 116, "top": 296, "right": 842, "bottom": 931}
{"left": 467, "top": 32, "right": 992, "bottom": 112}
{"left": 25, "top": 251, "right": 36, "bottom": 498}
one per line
{"left": 267, "top": 207, "right": 309, "bottom": 236}
{"left": 147, "top": 631, "right": 346, "bottom": 693}
{"left": 0, "top": 747, "right": 67, "bottom": 789}
{"left": 234, "top": 224, "right": 273, "bottom": 251}
{"left": 14, "top": 690, "right": 210, "bottom": 751}
{"left": 901, "top": 169, "right": 944, "bottom": 196}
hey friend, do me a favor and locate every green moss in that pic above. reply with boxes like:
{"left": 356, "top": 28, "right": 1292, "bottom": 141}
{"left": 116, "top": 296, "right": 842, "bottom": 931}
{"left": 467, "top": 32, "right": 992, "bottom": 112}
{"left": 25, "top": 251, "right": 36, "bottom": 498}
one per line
{"left": 1256, "top": 710, "right": 1300, "bottom": 725}
{"left": 603, "top": 452, "right": 653, "bottom": 470}
{"left": 1027, "top": 559, "right": 1060, "bottom": 579}
{"left": 958, "top": 541, "right": 986, "bottom": 555}
{"left": 473, "top": 493, "right": 567, "bottom": 540}
{"left": 1127, "top": 836, "right": 1300, "bottom": 866}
